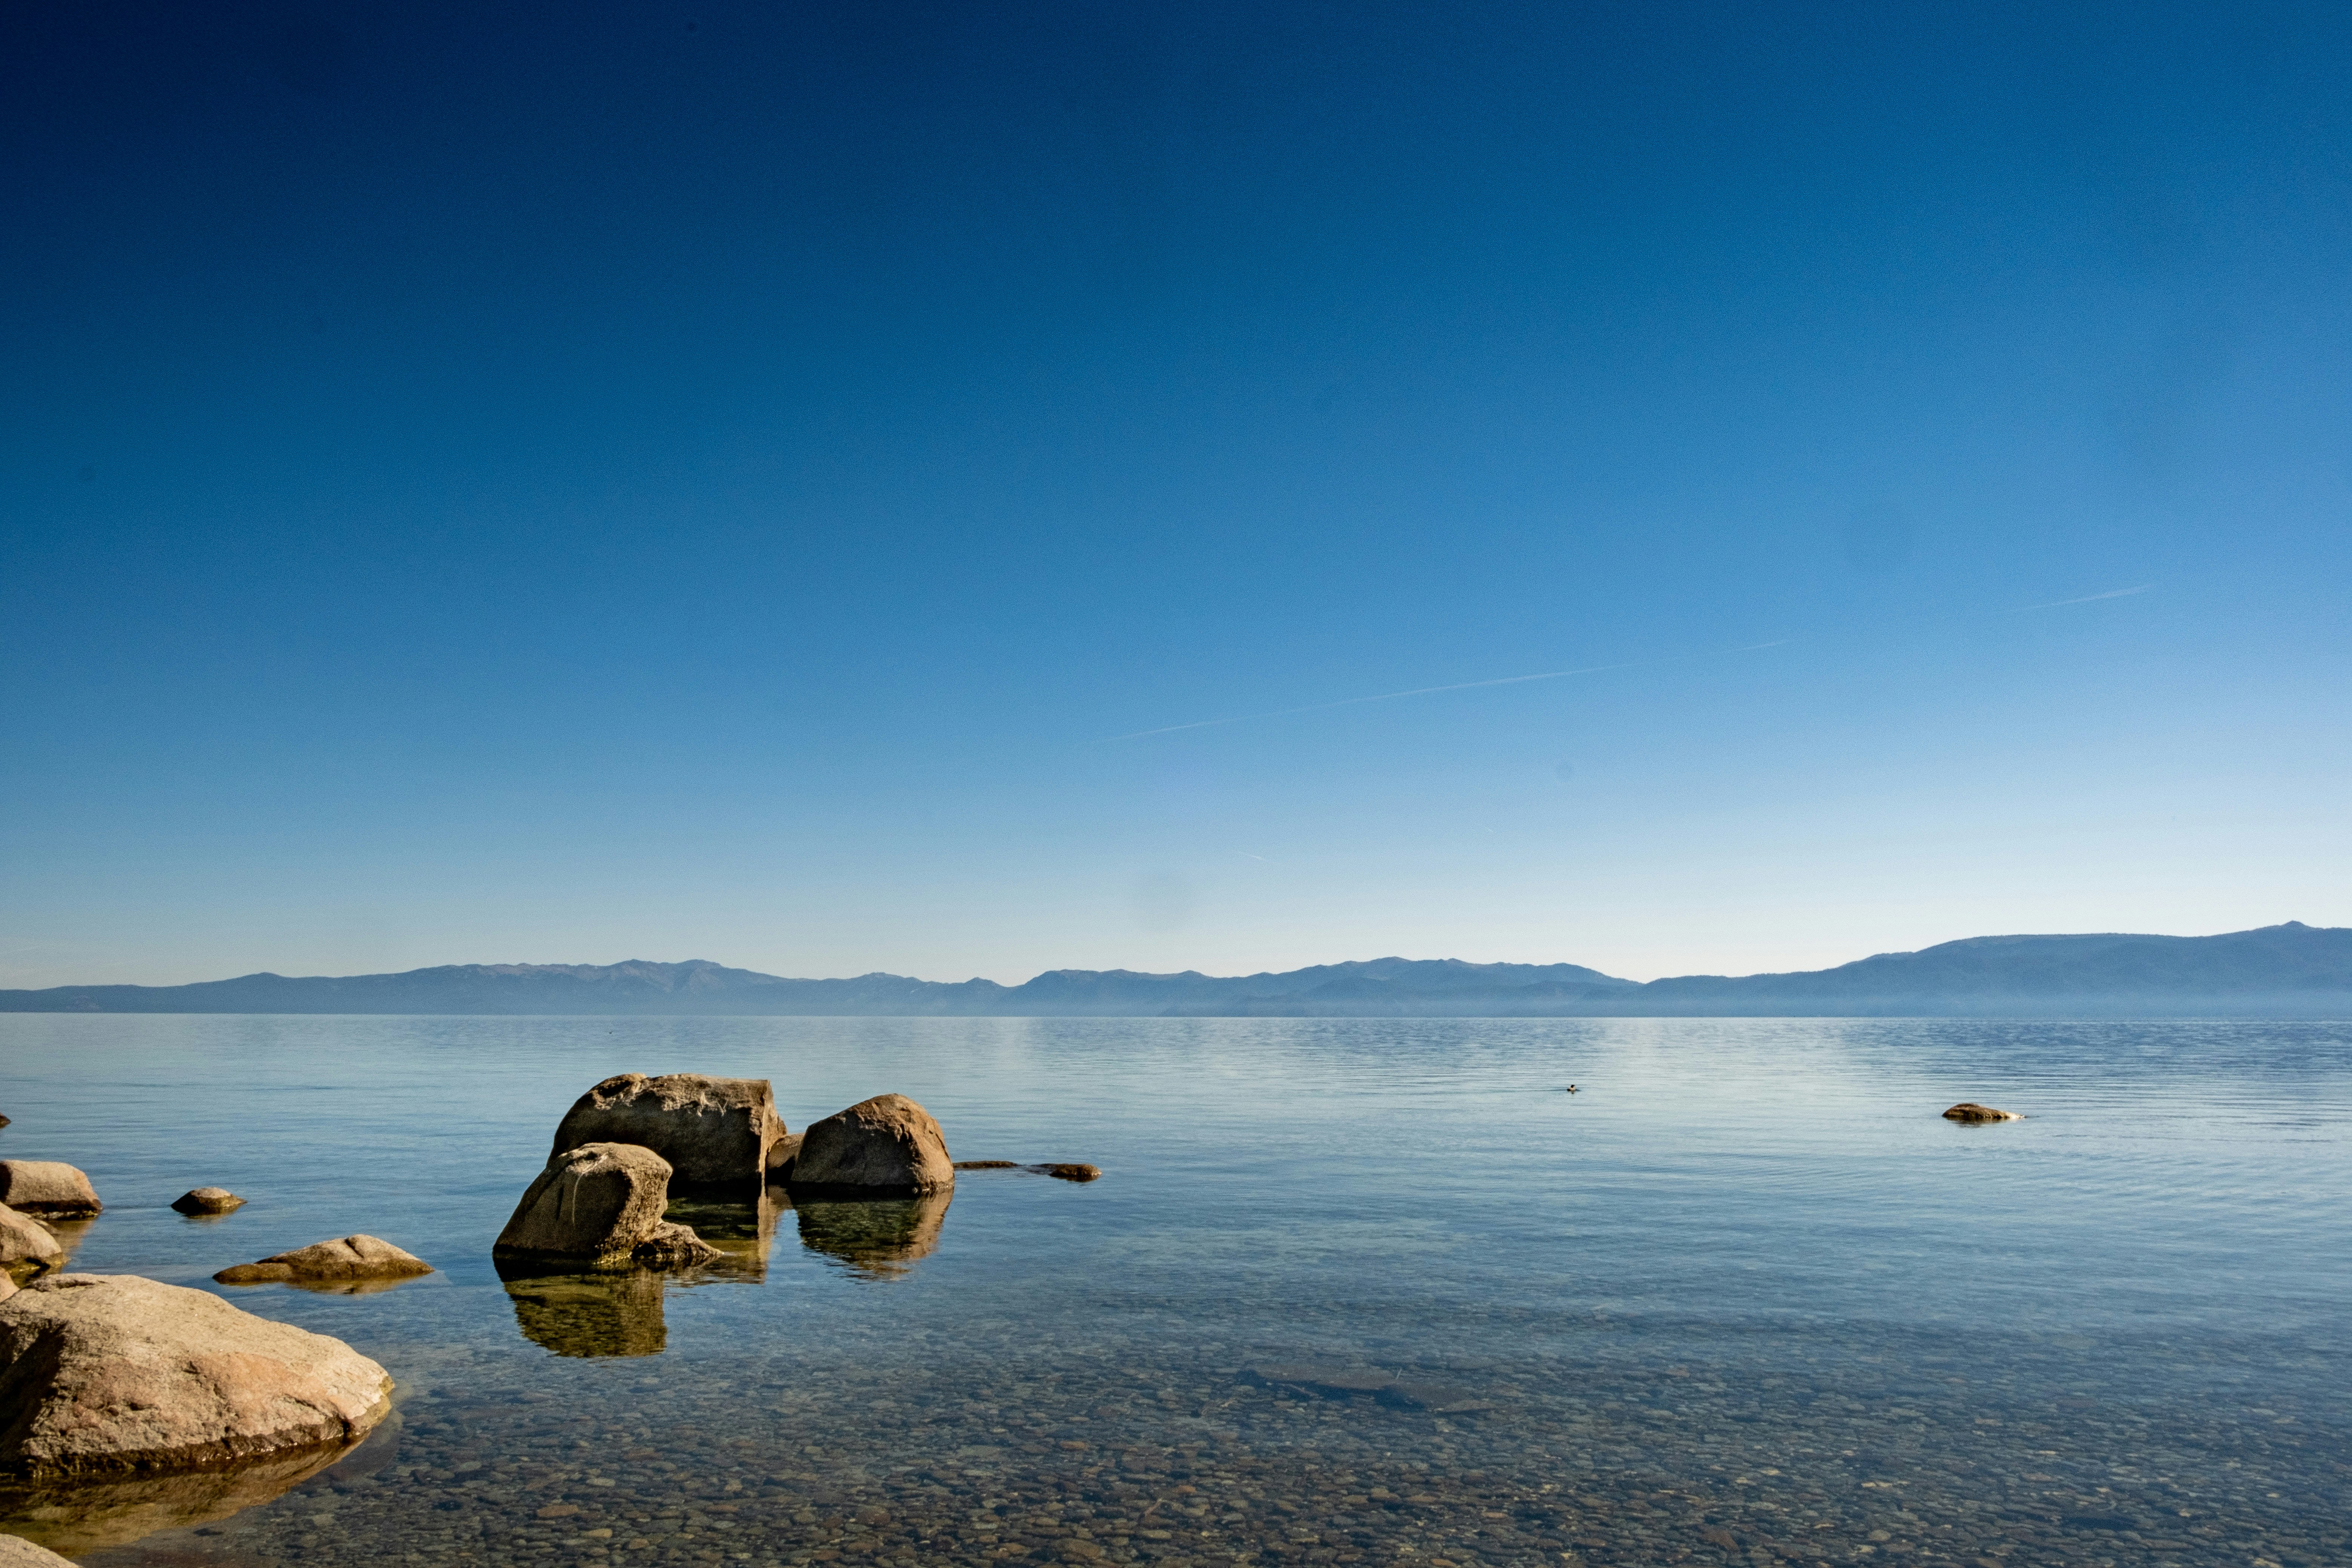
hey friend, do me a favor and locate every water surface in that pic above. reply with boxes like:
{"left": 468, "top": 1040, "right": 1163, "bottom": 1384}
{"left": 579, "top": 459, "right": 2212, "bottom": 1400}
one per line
{"left": 0, "top": 1014, "right": 2345, "bottom": 1568}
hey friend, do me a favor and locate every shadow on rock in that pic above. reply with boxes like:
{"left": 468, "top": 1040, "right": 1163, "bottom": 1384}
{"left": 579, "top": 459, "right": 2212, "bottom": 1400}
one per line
{"left": 496, "top": 1261, "right": 668, "bottom": 1358}
{"left": 794, "top": 1190, "right": 951, "bottom": 1280}
{"left": 663, "top": 1187, "right": 787, "bottom": 1283}
{"left": 0, "top": 1414, "right": 394, "bottom": 1555}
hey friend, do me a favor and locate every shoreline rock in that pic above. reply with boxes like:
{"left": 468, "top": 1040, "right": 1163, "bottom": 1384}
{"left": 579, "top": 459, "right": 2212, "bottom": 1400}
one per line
{"left": 494, "top": 1142, "right": 719, "bottom": 1270}
{"left": 551, "top": 1074, "right": 784, "bottom": 1193}
{"left": 171, "top": 1188, "right": 245, "bottom": 1216}
{"left": 0, "top": 1165, "right": 99, "bottom": 1220}
{"left": 0, "top": 1207, "right": 63, "bottom": 1282}
{"left": 1942, "top": 1102, "right": 2021, "bottom": 1123}
{"left": 0, "top": 1274, "right": 392, "bottom": 1476}
{"left": 790, "top": 1094, "right": 954, "bottom": 1196}
{"left": 213, "top": 1235, "right": 432, "bottom": 1287}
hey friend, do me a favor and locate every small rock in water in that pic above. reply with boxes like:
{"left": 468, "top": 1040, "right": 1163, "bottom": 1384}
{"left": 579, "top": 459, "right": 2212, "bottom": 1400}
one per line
{"left": 172, "top": 1187, "right": 246, "bottom": 1215}
{"left": 1942, "top": 1102, "right": 2021, "bottom": 1122}
{"left": 952, "top": 1160, "right": 1020, "bottom": 1170}
{"left": 0, "top": 1162, "right": 101, "bottom": 1219}
{"left": 1030, "top": 1163, "right": 1102, "bottom": 1182}
{"left": 213, "top": 1234, "right": 433, "bottom": 1286}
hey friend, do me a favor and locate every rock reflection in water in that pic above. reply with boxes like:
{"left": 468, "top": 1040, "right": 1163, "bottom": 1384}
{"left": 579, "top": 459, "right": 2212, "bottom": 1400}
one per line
{"left": 0, "top": 1413, "right": 395, "bottom": 1555}
{"left": 793, "top": 1189, "right": 949, "bottom": 1279}
{"left": 662, "top": 1186, "right": 786, "bottom": 1282}
{"left": 496, "top": 1263, "right": 667, "bottom": 1357}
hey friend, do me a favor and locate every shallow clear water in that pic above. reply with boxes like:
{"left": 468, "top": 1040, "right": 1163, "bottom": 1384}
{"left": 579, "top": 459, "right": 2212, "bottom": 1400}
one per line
{"left": 1, "top": 1014, "right": 2346, "bottom": 1568}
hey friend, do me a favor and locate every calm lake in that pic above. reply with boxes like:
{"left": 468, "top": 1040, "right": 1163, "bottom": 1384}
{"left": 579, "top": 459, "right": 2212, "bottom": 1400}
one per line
{"left": 1, "top": 1014, "right": 2346, "bottom": 1568}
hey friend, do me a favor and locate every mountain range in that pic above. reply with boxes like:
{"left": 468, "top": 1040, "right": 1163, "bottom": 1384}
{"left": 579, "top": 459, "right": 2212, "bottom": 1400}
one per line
{"left": 3, "top": 922, "right": 2347, "bottom": 1017}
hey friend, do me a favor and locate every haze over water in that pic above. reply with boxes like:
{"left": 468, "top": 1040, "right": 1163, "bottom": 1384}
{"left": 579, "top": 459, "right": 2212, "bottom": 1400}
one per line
{"left": 2, "top": 1012, "right": 2345, "bottom": 1568}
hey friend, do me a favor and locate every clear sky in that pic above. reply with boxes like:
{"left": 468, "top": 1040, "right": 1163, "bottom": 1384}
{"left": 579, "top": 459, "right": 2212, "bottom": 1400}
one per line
{"left": 4, "top": 2, "right": 2348, "bottom": 989}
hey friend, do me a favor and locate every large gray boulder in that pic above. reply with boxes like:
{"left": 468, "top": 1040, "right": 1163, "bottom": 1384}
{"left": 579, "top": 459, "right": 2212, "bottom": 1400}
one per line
{"left": 0, "top": 1207, "right": 62, "bottom": 1282}
{"left": 0, "top": 1164, "right": 99, "bottom": 1220}
{"left": 0, "top": 1274, "right": 392, "bottom": 1475}
{"left": 790, "top": 1094, "right": 954, "bottom": 1194}
{"left": 495, "top": 1142, "right": 718, "bottom": 1269}
{"left": 213, "top": 1235, "right": 433, "bottom": 1287}
{"left": 550, "top": 1073, "right": 785, "bottom": 1192}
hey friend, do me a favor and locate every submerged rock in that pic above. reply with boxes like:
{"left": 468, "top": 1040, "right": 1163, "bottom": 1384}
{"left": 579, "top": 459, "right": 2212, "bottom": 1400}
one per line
{"left": 1942, "top": 1102, "right": 2021, "bottom": 1123}
{"left": 497, "top": 1263, "right": 669, "bottom": 1358}
{"left": 0, "top": 1421, "right": 382, "bottom": 1555}
{"left": 952, "top": 1160, "right": 1019, "bottom": 1170}
{"left": 495, "top": 1142, "right": 719, "bottom": 1269}
{"left": 791, "top": 1094, "right": 954, "bottom": 1194}
{"left": 170, "top": 1188, "right": 245, "bottom": 1216}
{"left": 551, "top": 1073, "right": 785, "bottom": 1193}
{"left": 795, "top": 1190, "right": 951, "bottom": 1279}
{"left": 0, "top": 1274, "right": 392, "bottom": 1475}
{"left": 213, "top": 1235, "right": 432, "bottom": 1287}
{"left": 0, "top": 1207, "right": 62, "bottom": 1282}
{"left": 1033, "top": 1163, "right": 1102, "bottom": 1182}
{"left": 0, "top": 1165, "right": 99, "bottom": 1220}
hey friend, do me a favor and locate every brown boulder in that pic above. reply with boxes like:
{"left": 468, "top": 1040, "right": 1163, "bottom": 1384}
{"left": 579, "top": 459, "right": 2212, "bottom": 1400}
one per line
{"left": 171, "top": 1188, "right": 245, "bottom": 1216}
{"left": 550, "top": 1073, "right": 784, "bottom": 1192}
{"left": 213, "top": 1236, "right": 433, "bottom": 1287}
{"left": 1942, "top": 1102, "right": 2021, "bottom": 1123}
{"left": 0, "top": 1274, "right": 391, "bottom": 1475}
{"left": 0, "top": 1164, "right": 99, "bottom": 1220}
{"left": 790, "top": 1094, "right": 954, "bottom": 1194}
{"left": 494, "top": 1142, "right": 718, "bottom": 1269}
{"left": 0, "top": 1207, "right": 63, "bottom": 1282}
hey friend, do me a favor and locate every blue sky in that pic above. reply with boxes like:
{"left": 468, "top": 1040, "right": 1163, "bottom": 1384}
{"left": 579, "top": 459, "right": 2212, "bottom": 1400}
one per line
{"left": 4, "top": 1, "right": 2348, "bottom": 987}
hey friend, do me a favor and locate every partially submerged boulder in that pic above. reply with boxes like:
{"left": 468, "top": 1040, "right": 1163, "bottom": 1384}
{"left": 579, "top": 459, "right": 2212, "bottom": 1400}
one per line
{"left": 551, "top": 1073, "right": 784, "bottom": 1193}
{"left": 0, "top": 1207, "right": 63, "bottom": 1281}
{"left": 0, "top": 1164, "right": 99, "bottom": 1220}
{"left": 0, "top": 1274, "right": 391, "bottom": 1475}
{"left": 213, "top": 1236, "right": 432, "bottom": 1287}
{"left": 790, "top": 1094, "right": 954, "bottom": 1195}
{"left": 1034, "top": 1162, "right": 1102, "bottom": 1182}
{"left": 171, "top": 1188, "right": 245, "bottom": 1216}
{"left": 495, "top": 1142, "right": 718, "bottom": 1269}
{"left": 1942, "top": 1102, "right": 2021, "bottom": 1123}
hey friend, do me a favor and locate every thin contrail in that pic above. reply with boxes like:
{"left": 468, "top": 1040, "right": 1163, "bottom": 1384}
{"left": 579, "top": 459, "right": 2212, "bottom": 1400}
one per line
{"left": 1106, "top": 662, "right": 1641, "bottom": 741}
{"left": 2008, "top": 584, "right": 2152, "bottom": 612}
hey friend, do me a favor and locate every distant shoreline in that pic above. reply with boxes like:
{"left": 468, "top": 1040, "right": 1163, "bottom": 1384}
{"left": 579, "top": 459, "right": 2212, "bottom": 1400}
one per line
{"left": 3, "top": 922, "right": 2347, "bottom": 1018}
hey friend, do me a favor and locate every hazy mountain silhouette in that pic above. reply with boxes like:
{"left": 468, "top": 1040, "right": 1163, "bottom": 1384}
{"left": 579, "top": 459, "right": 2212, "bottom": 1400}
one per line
{"left": 2, "top": 924, "right": 2344, "bottom": 1017}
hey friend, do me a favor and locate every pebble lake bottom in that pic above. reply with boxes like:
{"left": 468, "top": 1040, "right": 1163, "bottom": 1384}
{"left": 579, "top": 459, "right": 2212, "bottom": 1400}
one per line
{"left": 0, "top": 1015, "right": 2345, "bottom": 1568}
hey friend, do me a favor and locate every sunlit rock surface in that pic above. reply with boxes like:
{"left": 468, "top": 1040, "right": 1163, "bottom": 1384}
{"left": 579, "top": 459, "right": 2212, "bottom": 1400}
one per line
{"left": 213, "top": 1234, "right": 433, "bottom": 1286}
{"left": 495, "top": 1143, "right": 718, "bottom": 1269}
{"left": 551, "top": 1073, "right": 785, "bottom": 1192}
{"left": 790, "top": 1094, "right": 954, "bottom": 1195}
{"left": 0, "top": 1274, "right": 391, "bottom": 1476}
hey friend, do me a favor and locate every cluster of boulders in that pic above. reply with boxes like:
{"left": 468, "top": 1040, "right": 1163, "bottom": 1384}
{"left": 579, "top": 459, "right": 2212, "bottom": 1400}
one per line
{"left": 0, "top": 1073, "right": 1093, "bottom": 1513}
{"left": 492, "top": 1075, "right": 959, "bottom": 1270}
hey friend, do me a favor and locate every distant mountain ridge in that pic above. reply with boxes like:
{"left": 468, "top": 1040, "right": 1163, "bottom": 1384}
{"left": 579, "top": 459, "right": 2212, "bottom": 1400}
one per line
{"left": 3, "top": 923, "right": 2346, "bottom": 1017}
